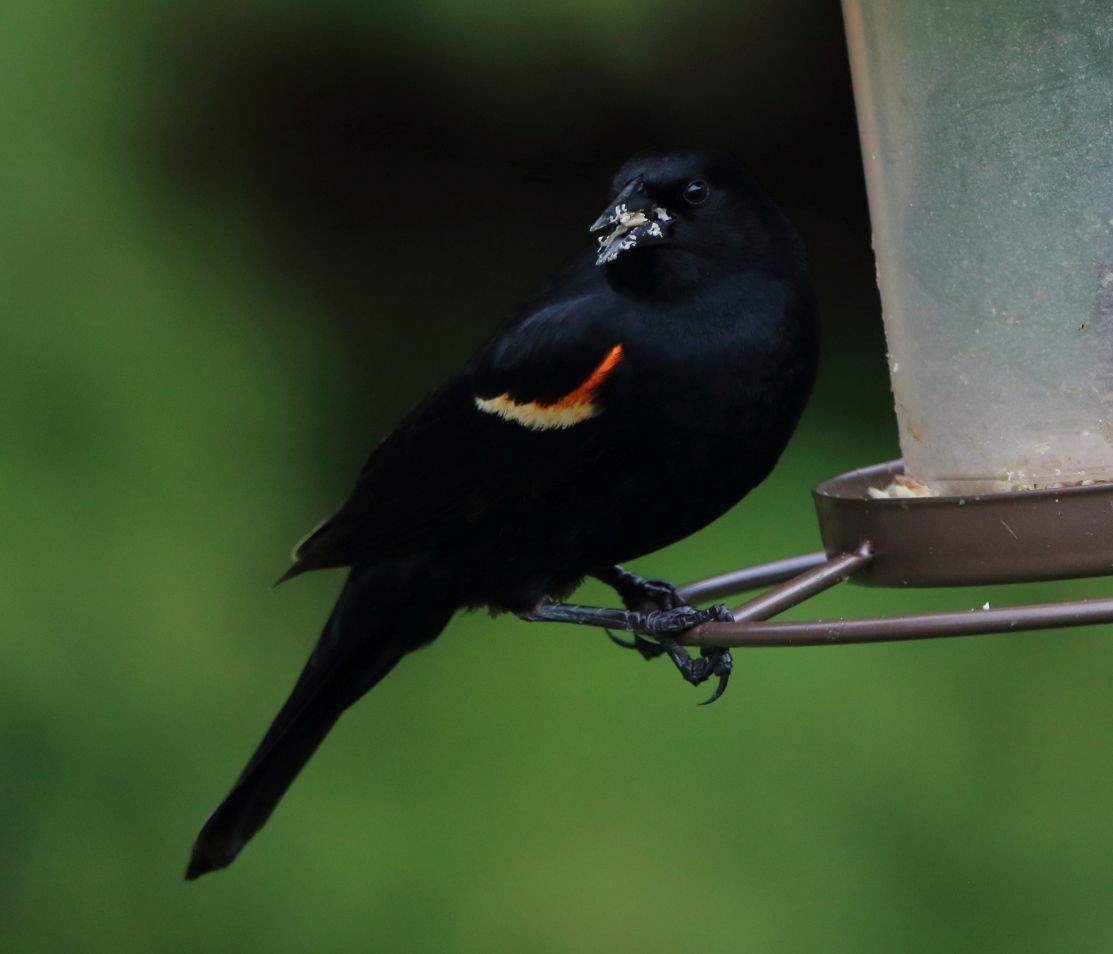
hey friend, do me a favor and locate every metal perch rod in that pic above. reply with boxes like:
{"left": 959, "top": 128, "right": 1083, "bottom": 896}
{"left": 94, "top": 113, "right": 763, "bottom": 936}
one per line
{"left": 526, "top": 548, "right": 1113, "bottom": 649}
{"left": 684, "top": 549, "right": 1113, "bottom": 647}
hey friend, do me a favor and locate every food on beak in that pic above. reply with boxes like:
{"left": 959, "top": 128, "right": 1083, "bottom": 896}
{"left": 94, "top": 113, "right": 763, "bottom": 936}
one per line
{"left": 591, "top": 204, "right": 673, "bottom": 265}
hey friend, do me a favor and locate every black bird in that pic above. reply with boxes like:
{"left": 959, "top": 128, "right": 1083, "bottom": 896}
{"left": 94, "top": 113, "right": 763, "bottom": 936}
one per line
{"left": 186, "top": 147, "right": 818, "bottom": 880}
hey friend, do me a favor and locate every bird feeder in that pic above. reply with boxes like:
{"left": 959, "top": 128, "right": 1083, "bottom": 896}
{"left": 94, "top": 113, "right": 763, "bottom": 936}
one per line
{"left": 527, "top": 1, "right": 1113, "bottom": 652}
{"left": 814, "top": 0, "right": 1113, "bottom": 587}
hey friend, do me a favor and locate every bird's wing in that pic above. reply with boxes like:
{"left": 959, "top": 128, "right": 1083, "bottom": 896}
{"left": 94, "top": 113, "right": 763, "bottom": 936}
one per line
{"left": 280, "top": 291, "right": 630, "bottom": 578}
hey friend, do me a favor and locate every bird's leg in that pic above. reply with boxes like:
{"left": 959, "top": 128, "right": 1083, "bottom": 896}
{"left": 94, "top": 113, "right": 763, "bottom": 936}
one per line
{"left": 519, "top": 601, "right": 733, "bottom": 634}
{"left": 519, "top": 600, "right": 735, "bottom": 704}
{"left": 592, "top": 565, "right": 685, "bottom": 613}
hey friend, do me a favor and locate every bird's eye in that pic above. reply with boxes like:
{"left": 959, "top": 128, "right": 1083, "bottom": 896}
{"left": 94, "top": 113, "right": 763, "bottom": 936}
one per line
{"left": 683, "top": 179, "right": 710, "bottom": 206}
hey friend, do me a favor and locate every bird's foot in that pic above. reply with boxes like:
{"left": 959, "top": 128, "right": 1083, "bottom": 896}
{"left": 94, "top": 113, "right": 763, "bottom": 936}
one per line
{"left": 593, "top": 565, "right": 685, "bottom": 613}
{"left": 643, "top": 602, "right": 735, "bottom": 634}
{"left": 601, "top": 567, "right": 685, "bottom": 656}
{"left": 657, "top": 636, "right": 734, "bottom": 706}
{"left": 623, "top": 576, "right": 684, "bottom": 612}
{"left": 607, "top": 604, "right": 735, "bottom": 704}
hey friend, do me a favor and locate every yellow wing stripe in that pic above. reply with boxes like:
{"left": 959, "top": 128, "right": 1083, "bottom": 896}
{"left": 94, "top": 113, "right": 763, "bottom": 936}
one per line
{"left": 474, "top": 344, "right": 624, "bottom": 431}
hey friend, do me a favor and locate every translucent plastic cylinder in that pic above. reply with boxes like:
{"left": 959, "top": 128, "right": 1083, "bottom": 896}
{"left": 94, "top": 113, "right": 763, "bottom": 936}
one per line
{"left": 843, "top": 1, "right": 1113, "bottom": 493}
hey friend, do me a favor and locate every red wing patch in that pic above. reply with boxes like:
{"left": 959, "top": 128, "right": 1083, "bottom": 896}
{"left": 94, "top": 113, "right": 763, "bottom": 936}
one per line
{"left": 474, "top": 344, "right": 624, "bottom": 430}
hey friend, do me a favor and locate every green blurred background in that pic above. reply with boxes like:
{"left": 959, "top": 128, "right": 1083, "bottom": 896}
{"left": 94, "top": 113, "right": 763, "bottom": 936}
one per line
{"left": 7, "top": 1, "right": 1113, "bottom": 951}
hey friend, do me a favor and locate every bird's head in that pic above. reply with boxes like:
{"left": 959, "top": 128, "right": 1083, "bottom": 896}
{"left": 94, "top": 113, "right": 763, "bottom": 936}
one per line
{"left": 590, "top": 148, "right": 803, "bottom": 293}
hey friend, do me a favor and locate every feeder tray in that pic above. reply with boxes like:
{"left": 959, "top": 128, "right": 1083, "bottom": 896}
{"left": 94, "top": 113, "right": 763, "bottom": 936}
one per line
{"left": 814, "top": 461, "right": 1113, "bottom": 587}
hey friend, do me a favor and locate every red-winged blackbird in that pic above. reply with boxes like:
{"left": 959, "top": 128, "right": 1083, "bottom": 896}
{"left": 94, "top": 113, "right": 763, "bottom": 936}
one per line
{"left": 186, "top": 147, "right": 818, "bottom": 880}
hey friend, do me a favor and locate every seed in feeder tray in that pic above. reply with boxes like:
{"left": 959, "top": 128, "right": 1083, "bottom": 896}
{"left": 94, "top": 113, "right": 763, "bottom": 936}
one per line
{"left": 1011, "top": 477, "right": 1106, "bottom": 491}
{"left": 867, "top": 475, "right": 939, "bottom": 499}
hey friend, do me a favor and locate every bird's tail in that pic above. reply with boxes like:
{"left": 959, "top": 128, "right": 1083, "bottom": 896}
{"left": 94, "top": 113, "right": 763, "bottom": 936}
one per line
{"left": 185, "top": 559, "right": 454, "bottom": 880}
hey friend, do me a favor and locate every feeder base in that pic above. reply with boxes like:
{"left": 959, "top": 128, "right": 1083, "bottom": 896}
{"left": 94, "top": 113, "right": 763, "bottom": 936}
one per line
{"left": 813, "top": 460, "right": 1113, "bottom": 587}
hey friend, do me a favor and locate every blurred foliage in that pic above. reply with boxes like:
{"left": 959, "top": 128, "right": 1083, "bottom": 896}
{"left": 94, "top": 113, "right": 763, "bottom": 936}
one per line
{"left": 5, "top": 1, "right": 1113, "bottom": 952}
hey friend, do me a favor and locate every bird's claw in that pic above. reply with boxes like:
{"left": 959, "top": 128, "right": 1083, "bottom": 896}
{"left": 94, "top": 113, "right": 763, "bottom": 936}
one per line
{"left": 605, "top": 628, "right": 666, "bottom": 660}
{"left": 665, "top": 641, "right": 733, "bottom": 706}
{"left": 696, "top": 647, "right": 733, "bottom": 706}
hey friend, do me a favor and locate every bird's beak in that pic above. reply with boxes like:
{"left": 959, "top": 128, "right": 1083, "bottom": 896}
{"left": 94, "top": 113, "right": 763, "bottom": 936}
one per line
{"left": 589, "top": 177, "right": 674, "bottom": 266}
